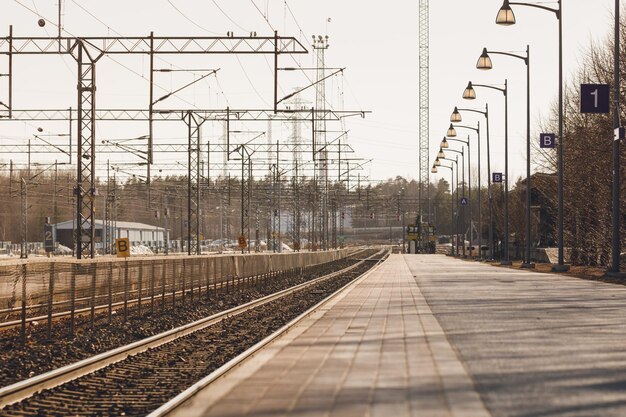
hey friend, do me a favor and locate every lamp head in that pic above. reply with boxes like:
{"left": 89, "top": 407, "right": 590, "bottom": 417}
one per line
{"left": 434, "top": 157, "right": 441, "bottom": 167}
{"left": 463, "top": 81, "right": 476, "bottom": 100}
{"left": 441, "top": 137, "right": 449, "bottom": 149}
{"left": 447, "top": 123, "right": 457, "bottom": 138}
{"left": 450, "top": 107, "right": 462, "bottom": 123}
{"left": 496, "top": 0, "right": 516, "bottom": 25}
{"left": 431, "top": 165, "right": 438, "bottom": 174}
{"left": 476, "top": 48, "right": 493, "bottom": 70}
{"left": 437, "top": 147, "right": 446, "bottom": 159}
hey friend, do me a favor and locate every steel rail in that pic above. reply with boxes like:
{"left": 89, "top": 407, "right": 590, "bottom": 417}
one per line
{"left": 148, "top": 248, "right": 389, "bottom": 417}
{"left": 0, "top": 249, "right": 378, "bottom": 408}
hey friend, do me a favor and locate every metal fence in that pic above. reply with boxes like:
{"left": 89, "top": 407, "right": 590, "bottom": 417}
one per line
{"left": 0, "top": 250, "right": 350, "bottom": 341}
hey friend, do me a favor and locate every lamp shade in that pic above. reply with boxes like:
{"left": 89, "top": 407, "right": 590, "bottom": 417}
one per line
{"left": 434, "top": 157, "right": 441, "bottom": 167}
{"left": 496, "top": 0, "right": 516, "bottom": 25}
{"left": 431, "top": 166, "right": 438, "bottom": 173}
{"left": 450, "top": 107, "right": 462, "bottom": 122}
{"left": 476, "top": 48, "right": 493, "bottom": 70}
{"left": 447, "top": 124, "right": 457, "bottom": 137}
{"left": 441, "top": 137, "right": 449, "bottom": 149}
{"left": 463, "top": 82, "right": 476, "bottom": 100}
{"left": 437, "top": 147, "right": 445, "bottom": 159}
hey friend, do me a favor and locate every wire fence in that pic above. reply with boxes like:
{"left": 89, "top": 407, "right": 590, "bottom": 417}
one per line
{"left": 0, "top": 250, "right": 350, "bottom": 341}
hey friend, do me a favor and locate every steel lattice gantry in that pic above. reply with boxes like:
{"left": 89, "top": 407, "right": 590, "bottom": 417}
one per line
{"left": 0, "top": 107, "right": 364, "bottom": 253}
{"left": 0, "top": 141, "right": 354, "bottom": 155}
{"left": 76, "top": 42, "right": 98, "bottom": 257}
{"left": 1, "top": 108, "right": 366, "bottom": 122}
{"left": 186, "top": 112, "right": 204, "bottom": 255}
{"left": 0, "top": 30, "right": 307, "bottom": 258}
{"left": 419, "top": 0, "right": 430, "bottom": 225}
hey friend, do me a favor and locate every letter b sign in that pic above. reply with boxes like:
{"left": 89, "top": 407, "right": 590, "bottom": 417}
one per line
{"left": 116, "top": 238, "right": 131, "bottom": 258}
{"left": 540, "top": 133, "right": 556, "bottom": 149}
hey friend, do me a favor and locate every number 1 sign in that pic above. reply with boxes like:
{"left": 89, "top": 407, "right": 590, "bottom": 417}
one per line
{"left": 580, "top": 84, "right": 610, "bottom": 114}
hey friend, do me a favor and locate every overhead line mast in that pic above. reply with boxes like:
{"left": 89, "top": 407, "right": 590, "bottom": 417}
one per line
{"left": 418, "top": 0, "right": 431, "bottom": 252}
{"left": 419, "top": 0, "right": 430, "bottom": 225}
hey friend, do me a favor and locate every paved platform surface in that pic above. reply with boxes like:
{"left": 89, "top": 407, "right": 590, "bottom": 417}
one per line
{"left": 171, "top": 254, "right": 490, "bottom": 417}
{"left": 404, "top": 255, "right": 626, "bottom": 417}
{"left": 172, "top": 255, "right": 626, "bottom": 417}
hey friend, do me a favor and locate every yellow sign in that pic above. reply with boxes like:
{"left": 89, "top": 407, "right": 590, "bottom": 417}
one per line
{"left": 115, "top": 238, "right": 131, "bottom": 258}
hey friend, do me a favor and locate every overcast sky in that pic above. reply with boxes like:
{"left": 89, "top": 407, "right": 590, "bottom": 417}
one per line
{"left": 0, "top": 0, "right": 619, "bottom": 185}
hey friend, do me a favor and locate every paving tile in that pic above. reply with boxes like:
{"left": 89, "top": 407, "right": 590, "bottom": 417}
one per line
{"left": 173, "top": 255, "right": 490, "bottom": 417}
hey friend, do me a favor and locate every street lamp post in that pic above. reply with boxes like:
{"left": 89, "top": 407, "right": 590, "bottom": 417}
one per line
{"left": 476, "top": 47, "right": 531, "bottom": 266}
{"left": 462, "top": 81, "right": 511, "bottom": 264}
{"left": 495, "top": 0, "right": 566, "bottom": 270}
{"left": 438, "top": 148, "right": 465, "bottom": 257}
{"left": 432, "top": 163, "right": 456, "bottom": 256}
{"left": 441, "top": 135, "right": 471, "bottom": 257}
{"left": 396, "top": 187, "right": 407, "bottom": 252}
{"left": 610, "top": 0, "right": 623, "bottom": 276}
{"left": 446, "top": 155, "right": 462, "bottom": 256}
{"left": 450, "top": 105, "right": 495, "bottom": 261}
{"left": 449, "top": 123, "right": 481, "bottom": 259}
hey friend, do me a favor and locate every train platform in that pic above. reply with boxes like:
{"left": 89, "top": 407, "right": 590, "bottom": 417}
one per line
{"left": 170, "top": 254, "right": 490, "bottom": 417}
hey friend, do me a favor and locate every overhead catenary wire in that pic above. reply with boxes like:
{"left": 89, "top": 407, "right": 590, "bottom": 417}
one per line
{"left": 11, "top": 0, "right": 209, "bottom": 111}
{"left": 166, "top": 0, "right": 222, "bottom": 35}
{"left": 4, "top": 0, "right": 369, "bottom": 214}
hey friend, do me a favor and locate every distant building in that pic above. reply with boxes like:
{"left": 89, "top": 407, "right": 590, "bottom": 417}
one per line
{"left": 53, "top": 219, "right": 167, "bottom": 251}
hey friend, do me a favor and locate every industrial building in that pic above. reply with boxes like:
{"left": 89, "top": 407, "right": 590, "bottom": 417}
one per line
{"left": 52, "top": 220, "right": 167, "bottom": 251}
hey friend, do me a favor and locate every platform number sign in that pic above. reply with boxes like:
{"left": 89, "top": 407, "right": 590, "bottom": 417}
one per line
{"left": 115, "top": 238, "right": 131, "bottom": 258}
{"left": 540, "top": 133, "right": 556, "bottom": 149}
{"left": 43, "top": 224, "right": 54, "bottom": 253}
{"left": 580, "top": 84, "right": 610, "bottom": 114}
{"left": 492, "top": 173, "right": 503, "bottom": 183}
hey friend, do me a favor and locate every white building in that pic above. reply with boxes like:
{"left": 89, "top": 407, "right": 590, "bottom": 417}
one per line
{"left": 53, "top": 219, "right": 167, "bottom": 251}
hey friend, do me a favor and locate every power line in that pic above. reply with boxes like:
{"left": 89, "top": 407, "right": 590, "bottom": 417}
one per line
{"left": 13, "top": 0, "right": 220, "bottom": 110}
{"left": 250, "top": 0, "right": 275, "bottom": 31}
{"left": 212, "top": 0, "right": 250, "bottom": 32}
{"left": 70, "top": 0, "right": 121, "bottom": 36}
{"left": 166, "top": 0, "right": 221, "bottom": 35}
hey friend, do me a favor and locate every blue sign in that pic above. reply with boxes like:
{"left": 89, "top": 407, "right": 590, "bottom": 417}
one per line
{"left": 460, "top": 197, "right": 469, "bottom": 206}
{"left": 540, "top": 133, "right": 556, "bottom": 149}
{"left": 580, "top": 83, "right": 610, "bottom": 114}
{"left": 492, "top": 173, "right": 503, "bottom": 183}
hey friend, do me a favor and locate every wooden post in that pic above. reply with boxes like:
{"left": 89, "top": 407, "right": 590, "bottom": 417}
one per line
{"left": 21, "top": 264, "right": 27, "bottom": 344}
{"left": 150, "top": 260, "right": 155, "bottom": 314}
{"left": 123, "top": 259, "right": 129, "bottom": 322}
{"left": 70, "top": 264, "right": 76, "bottom": 337}
{"left": 108, "top": 262, "right": 113, "bottom": 324}
{"left": 137, "top": 261, "right": 143, "bottom": 317}
{"left": 89, "top": 265, "right": 97, "bottom": 328}
{"left": 47, "top": 263, "right": 55, "bottom": 339}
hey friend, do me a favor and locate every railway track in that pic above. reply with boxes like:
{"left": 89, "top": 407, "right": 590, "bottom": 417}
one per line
{"left": 0, "top": 249, "right": 388, "bottom": 416}
{"left": 0, "top": 251, "right": 370, "bottom": 387}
